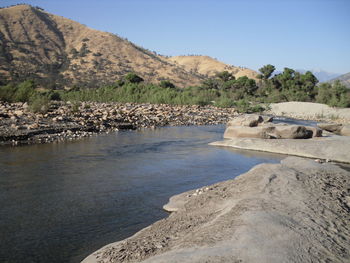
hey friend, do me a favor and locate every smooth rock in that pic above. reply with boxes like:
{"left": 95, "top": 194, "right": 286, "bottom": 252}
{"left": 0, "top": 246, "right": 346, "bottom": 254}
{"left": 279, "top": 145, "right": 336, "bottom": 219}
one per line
{"left": 304, "top": 126, "right": 322, "bottom": 137}
{"left": 272, "top": 125, "right": 313, "bottom": 139}
{"left": 317, "top": 123, "right": 343, "bottom": 133}
{"left": 227, "top": 114, "right": 263, "bottom": 127}
{"left": 340, "top": 125, "right": 350, "bottom": 136}
{"left": 211, "top": 135, "right": 350, "bottom": 163}
{"left": 82, "top": 157, "right": 350, "bottom": 263}
{"left": 224, "top": 125, "right": 276, "bottom": 139}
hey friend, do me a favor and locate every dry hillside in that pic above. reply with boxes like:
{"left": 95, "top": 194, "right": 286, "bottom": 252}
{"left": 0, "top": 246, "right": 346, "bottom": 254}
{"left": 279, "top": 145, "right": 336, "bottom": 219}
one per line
{"left": 330, "top": 72, "right": 350, "bottom": 88}
{"left": 0, "top": 5, "right": 204, "bottom": 88}
{"left": 167, "top": 55, "right": 258, "bottom": 80}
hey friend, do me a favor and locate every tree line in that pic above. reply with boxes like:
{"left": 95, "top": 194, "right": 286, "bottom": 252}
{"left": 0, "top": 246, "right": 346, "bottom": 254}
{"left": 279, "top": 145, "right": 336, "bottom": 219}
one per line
{"left": 0, "top": 65, "right": 349, "bottom": 114}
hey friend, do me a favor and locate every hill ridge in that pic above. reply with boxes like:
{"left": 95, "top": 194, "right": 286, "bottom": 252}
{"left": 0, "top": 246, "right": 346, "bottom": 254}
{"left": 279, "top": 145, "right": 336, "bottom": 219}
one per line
{"left": 0, "top": 4, "right": 256, "bottom": 88}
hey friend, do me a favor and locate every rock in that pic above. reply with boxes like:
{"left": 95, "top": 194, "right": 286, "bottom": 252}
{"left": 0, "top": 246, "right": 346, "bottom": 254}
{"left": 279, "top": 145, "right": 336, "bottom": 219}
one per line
{"left": 340, "top": 125, "right": 350, "bottom": 136}
{"left": 14, "top": 110, "right": 24, "bottom": 116}
{"left": 224, "top": 124, "right": 315, "bottom": 140}
{"left": 272, "top": 125, "right": 313, "bottom": 139}
{"left": 261, "top": 115, "right": 273, "bottom": 123}
{"left": 305, "top": 126, "right": 322, "bottom": 137}
{"left": 83, "top": 157, "right": 350, "bottom": 263}
{"left": 227, "top": 114, "right": 263, "bottom": 127}
{"left": 211, "top": 135, "right": 350, "bottom": 163}
{"left": 224, "top": 125, "right": 275, "bottom": 139}
{"left": 317, "top": 123, "right": 343, "bottom": 133}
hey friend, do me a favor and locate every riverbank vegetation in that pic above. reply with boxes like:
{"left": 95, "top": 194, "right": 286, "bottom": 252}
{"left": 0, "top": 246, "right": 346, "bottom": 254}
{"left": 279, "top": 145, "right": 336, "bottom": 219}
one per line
{"left": 0, "top": 65, "right": 349, "bottom": 113}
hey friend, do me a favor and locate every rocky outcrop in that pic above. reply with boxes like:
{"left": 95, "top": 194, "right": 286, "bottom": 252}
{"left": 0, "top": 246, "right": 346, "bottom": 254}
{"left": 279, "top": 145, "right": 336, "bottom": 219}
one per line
{"left": 82, "top": 157, "right": 350, "bottom": 263}
{"left": 224, "top": 114, "right": 320, "bottom": 139}
{"left": 317, "top": 122, "right": 350, "bottom": 136}
{"left": 0, "top": 101, "right": 236, "bottom": 145}
{"left": 211, "top": 135, "right": 350, "bottom": 163}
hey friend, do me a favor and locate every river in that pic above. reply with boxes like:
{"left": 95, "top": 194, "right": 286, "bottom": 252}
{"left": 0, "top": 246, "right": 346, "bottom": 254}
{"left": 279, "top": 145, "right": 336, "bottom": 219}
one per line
{"left": 0, "top": 124, "right": 288, "bottom": 262}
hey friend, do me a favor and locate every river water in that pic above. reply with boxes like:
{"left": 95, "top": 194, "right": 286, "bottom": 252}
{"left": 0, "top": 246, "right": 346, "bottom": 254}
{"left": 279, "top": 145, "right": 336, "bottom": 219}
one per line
{"left": 0, "top": 124, "right": 288, "bottom": 262}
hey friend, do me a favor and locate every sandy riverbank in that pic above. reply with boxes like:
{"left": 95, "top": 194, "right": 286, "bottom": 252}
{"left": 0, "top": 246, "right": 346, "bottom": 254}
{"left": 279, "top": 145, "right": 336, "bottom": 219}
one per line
{"left": 82, "top": 157, "right": 350, "bottom": 263}
{"left": 266, "top": 102, "right": 350, "bottom": 123}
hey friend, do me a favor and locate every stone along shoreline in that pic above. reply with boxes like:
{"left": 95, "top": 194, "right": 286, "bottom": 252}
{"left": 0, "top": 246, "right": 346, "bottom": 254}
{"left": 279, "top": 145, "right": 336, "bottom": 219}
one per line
{"left": 0, "top": 102, "right": 235, "bottom": 145}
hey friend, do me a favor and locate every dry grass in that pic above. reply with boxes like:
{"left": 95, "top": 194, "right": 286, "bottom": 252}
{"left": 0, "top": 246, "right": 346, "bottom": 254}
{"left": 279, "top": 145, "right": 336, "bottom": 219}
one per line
{"left": 167, "top": 55, "right": 258, "bottom": 80}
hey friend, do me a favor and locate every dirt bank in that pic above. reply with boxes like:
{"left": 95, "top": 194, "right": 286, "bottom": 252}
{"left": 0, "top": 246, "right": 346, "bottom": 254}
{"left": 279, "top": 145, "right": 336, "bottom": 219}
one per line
{"left": 82, "top": 157, "right": 350, "bottom": 263}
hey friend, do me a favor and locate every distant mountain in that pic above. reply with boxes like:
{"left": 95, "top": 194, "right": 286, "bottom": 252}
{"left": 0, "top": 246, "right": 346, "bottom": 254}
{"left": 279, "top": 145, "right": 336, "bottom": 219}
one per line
{"left": 330, "top": 72, "right": 350, "bottom": 88}
{"left": 0, "top": 5, "right": 204, "bottom": 88}
{"left": 166, "top": 55, "right": 258, "bottom": 80}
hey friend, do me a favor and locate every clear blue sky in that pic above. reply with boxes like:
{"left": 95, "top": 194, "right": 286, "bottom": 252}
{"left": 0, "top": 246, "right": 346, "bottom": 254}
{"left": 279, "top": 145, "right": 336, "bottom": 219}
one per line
{"left": 1, "top": 0, "right": 350, "bottom": 74}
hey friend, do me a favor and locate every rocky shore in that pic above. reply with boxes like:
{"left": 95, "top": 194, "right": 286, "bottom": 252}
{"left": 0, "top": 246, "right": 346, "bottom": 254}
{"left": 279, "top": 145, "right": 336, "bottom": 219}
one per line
{"left": 212, "top": 114, "right": 350, "bottom": 163}
{"left": 0, "top": 102, "right": 235, "bottom": 146}
{"left": 82, "top": 157, "right": 350, "bottom": 263}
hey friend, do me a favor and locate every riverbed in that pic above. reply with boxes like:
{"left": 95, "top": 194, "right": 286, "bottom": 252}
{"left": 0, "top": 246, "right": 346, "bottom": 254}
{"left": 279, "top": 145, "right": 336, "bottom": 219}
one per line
{"left": 0, "top": 125, "right": 286, "bottom": 262}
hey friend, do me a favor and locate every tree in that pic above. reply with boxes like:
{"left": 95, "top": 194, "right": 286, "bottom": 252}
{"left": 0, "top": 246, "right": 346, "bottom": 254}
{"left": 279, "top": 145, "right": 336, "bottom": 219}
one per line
{"left": 258, "top": 64, "right": 276, "bottom": 80}
{"left": 216, "top": 71, "right": 235, "bottom": 82}
{"left": 159, "top": 80, "right": 175, "bottom": 89}
{"left": 124, "top": 73, "right": 144, "bottom": 84}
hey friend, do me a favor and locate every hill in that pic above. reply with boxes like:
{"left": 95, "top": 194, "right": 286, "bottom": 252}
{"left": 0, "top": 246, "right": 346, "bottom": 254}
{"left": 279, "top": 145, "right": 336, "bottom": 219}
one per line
{"left": 330, "top": 72, "right": 350, "bottom": 88}
{"left": 0, "top": 5, "right": 205, "bottom": 88}
{"left": 166, "top": 55, "right": 258, "bottom": 80}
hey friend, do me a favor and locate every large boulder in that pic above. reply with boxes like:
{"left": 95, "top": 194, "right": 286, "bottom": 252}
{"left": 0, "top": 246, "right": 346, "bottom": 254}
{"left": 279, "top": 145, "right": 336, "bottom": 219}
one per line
{"left": 224, "top": 123, "right": 316, "bottom": 140}
{"left": 317, "top": 123, "right": 343, "bottom": 134}
{"left": 272, "top": 125, "right": 313, "bottom": 139}
{"left": 224, "top": 125, "right": 276, "bottom": 139}
{"left": 340, "top": 125, "right": 350, "bottom": 136}
{"left": 227, "top": 114, "right": 263, "bottom": 127}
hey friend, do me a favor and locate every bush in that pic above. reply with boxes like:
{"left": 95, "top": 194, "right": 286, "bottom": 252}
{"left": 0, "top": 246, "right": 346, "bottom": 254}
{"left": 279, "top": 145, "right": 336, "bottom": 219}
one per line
{"left": 214, "top": 97, "right": 235, "bottom": 108}
{"left": 29, "top": 95, "right": 50, "bottom": 113}
{"left": 13, "top": 80, "right": 35, "bottom": 102}
{"left": 124, "top": 73, "right": 144, "bottom": 84}
{"left": 159, "top": 80, "right": 175, "bottom": 89}
{"left": 49, "top": 91, "right": 61, "bottom": 101}
{"left": 0, "top": 84, "right": 16, "bottom": 102}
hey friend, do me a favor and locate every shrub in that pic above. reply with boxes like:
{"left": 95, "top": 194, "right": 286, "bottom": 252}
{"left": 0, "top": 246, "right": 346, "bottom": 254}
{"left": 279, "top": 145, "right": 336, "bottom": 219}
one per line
{"left": 13, "top": 80, "right": 35, "bottom": 102}
{"left": 0, "top": 84, "right": 16, "bottom": 102}
{"left": 159, "top": 80, "right": 175, "bottom": 89}
{"left": 124, "top": 73, "right": 144, "bottom": 84}
{"left": 49, "top": 91, "right": 61, "bottom": 101}
{"left": 214, "top": 97, "right": 235, "bottom": 108}
{"left": 29, "top": 95, "right": 50, "bottom": 113}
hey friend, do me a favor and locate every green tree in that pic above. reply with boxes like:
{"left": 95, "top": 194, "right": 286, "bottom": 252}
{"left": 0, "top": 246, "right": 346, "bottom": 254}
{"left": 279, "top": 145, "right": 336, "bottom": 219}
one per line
{"left": 216, "top": 71, "right": 235, "bottom": 82}
{"left": 159, "top": 80, "right": 175, "bottom": 89}
{"left": 258, "top": 64, "right": 276, "bottom": 80}
{"left": 124, "top": 73, "right": 144, "bottom": 84}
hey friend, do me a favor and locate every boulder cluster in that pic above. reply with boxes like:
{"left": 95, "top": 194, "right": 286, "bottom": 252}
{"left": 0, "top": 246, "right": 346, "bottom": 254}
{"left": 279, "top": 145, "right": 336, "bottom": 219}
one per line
{"left": 0, "top": 101, "right": 236, "bottom": 145}
{"left": 224, "top": 114, "right": 322, "bottom": 139}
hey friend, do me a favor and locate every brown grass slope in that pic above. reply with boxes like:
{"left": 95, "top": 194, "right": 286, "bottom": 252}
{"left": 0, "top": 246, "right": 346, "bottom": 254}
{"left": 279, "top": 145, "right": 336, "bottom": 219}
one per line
{"left": 0, "top": 5, "right": 204, "bottom": 88}
{"left": 167, "top": 55, "right": 258, "bottom": 80}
